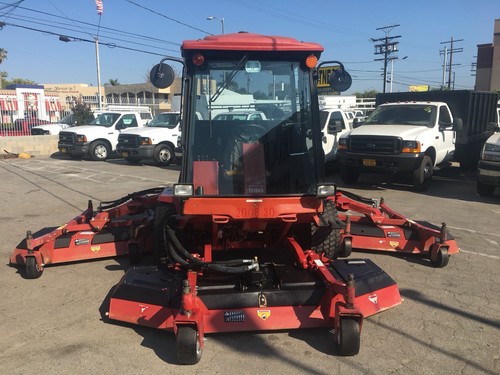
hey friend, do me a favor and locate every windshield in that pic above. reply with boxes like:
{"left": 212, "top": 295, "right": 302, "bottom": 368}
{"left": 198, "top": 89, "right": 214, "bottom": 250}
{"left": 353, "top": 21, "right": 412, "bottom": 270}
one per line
{"left": 364, "top": 104, "right": 437, "bottom": 127}
{"left": 148, "top": 113, "right": 180, "bottom": 128}
{"left": 59, "top": 114, "right": 74, "bottom": 125}
{"left": 90, "top": 112, "right": 121, "bottom": 127}
{"left": 185, "top": 59, "right": 318, "bottom": 196}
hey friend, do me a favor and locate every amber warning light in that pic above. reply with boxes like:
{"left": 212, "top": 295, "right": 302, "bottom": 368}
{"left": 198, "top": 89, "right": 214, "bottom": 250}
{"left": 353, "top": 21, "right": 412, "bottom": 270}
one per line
{"left": 305, "top": 54, "right": 318, "bottom": 68}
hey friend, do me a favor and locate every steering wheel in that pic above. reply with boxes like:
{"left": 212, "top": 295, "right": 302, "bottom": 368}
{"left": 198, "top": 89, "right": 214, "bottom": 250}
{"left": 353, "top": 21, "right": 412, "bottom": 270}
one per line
{"left": 234, "top": 123, "right": 267, "bottom": 143}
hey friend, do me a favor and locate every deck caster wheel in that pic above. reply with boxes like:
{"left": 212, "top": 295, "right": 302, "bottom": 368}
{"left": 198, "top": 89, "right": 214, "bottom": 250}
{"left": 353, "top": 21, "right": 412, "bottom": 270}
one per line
{"left": 339, "top": 237, "right": 352, "bottom": 258}
{"left": 336, "top": 318, "right": 360, "bottom": 356}
{"left": 176, "top": 325, "right": 202, "bottom": 365}
{"left": 128, "top": 243, "right": 141, "bottom": 265}
{"left": 430, "top": 247, "right": 449, "bottom": 268}
{"left": 25, "top": 257, "right": 43, "bottom": 279}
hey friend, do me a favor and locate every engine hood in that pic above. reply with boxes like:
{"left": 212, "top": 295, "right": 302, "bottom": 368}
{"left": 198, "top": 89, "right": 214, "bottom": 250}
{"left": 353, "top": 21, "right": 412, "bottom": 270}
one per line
{"left": 121, "top": 126, "right": 178, "bottom": 137}
{"left": 346, "top": 124, "right": 433, "bottom": 140}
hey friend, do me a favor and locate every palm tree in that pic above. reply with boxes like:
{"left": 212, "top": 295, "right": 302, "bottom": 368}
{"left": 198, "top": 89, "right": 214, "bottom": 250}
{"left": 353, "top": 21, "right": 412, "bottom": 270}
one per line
{"left": 0, "top": 49, "right": 7, "bottom": 88}
{"left": 0, "top": 48, "right": 7, "bottom": 64}
{"left": 108, "top": 78, "right": 120, "bottom": 86}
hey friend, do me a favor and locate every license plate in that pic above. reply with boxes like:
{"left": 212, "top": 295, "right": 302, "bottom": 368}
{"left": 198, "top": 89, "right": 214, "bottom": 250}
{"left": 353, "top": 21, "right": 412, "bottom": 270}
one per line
{"left": 60, "top": 147, "right": 67, "bottom": 153}
{"left": 363, "top": 159, "right": 376, "bottom": 167}
{"left": 121, "top": 152, "right": 129, "bottom": 157}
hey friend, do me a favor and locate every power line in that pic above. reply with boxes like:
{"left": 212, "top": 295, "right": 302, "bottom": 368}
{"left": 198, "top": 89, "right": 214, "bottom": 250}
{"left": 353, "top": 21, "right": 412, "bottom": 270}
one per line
{"left": 440, "top": 36, "right": 463, "bottom": 89}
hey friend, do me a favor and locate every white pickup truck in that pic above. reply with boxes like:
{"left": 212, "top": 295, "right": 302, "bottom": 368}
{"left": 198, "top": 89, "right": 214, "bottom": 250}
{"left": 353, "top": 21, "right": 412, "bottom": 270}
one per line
{"left": 319, "top": 108, "right": 352, "bottom": 165}
{"left": 116, "top": 112, "right": 181, "bottom": 166}
{"left": 337, "top": 90, "right": 498, "bottom": 190}
{"left": 58, "top": 109, "right": 152, "bottom": 161}
{"left": 31, "top": 113, "right": 78, "bottom": 135}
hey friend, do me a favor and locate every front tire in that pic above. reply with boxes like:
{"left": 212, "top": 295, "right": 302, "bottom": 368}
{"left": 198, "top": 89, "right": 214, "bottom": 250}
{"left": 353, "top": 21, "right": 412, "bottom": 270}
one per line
{"left": 89, "top": 141, "right": 110, "bottom": 161}
{"left": 412, "top": 155, "right": 433, "bottom": 191}
{"left": 340, "top": 165, "right": 360, "bottom": 184}
{"left": 477, "top": 180, "right": 495, "bottom": 197}
{"left": 311, "top": 201, "right": 342, "bottom": 260}
{"left": 154, "top": 144, "right": 175, "bottom": 166}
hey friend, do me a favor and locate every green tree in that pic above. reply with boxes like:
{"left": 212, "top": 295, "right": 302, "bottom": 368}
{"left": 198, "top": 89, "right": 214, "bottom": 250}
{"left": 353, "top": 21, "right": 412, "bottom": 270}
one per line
{"left": 353, "top": 89, "right": 378, "bottom": 98}
{"left": 105, "top": 78, "right": 120, "bottom": 86}
{"left": 72, "top": 102, "right": 94, "bottom": 126}
{"left": 0, "top": 48, "right": 7, "bottom": 64}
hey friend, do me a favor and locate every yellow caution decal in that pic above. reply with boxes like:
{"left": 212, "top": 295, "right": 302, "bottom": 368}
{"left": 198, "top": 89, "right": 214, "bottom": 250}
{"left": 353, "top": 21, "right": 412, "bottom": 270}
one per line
{"left": 257, "top": 309, "right": 271, "bottom": 320}
{"left": 90, "top": 246, "right": 101, "bottom": 253}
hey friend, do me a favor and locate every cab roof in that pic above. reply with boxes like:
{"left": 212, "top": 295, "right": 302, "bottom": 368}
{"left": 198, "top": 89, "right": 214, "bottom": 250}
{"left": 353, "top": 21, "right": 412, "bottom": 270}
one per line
{"left": 182, "top": 32, "right": 324, "bottom": 53}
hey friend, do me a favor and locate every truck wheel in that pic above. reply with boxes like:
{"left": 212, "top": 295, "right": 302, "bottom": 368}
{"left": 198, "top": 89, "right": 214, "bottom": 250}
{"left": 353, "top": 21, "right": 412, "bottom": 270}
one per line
{"left": 311, "top": 201, "right": 342, "bottom": 259}
{"left": 154, "top": 144, "right": 175, "bottom": 166}
{"left": 154, "top": 203, "right": 177, "bottom": 264}
{"left": 340, "top": 165, "right": 360, "bottom": 184}
{"left": 90, "top": 141, "right": 110, "bottom": 161}
{"left": 412, "top": 155, "right": 433, "bottom": 191}
{"left": 477, "top": 180, "right": 495, "bottom": 197}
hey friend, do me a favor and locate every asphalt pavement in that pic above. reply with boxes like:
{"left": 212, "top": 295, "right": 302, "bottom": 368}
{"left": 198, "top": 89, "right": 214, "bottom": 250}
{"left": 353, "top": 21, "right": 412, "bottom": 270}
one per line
{"left": 0, "top": 155, "right": 498, "bottom": 375}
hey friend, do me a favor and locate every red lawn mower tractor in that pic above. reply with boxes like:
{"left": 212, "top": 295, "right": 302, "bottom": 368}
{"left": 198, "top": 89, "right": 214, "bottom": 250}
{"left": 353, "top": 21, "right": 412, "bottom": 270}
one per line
{"left": 10, "top": 33, "right": 459, "bottom": 365}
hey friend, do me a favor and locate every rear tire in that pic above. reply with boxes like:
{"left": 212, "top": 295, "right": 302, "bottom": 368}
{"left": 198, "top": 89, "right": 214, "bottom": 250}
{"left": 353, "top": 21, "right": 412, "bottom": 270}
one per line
{"left": 412, "top": 155, "right": 433, "bottom": 191}
{"left": 89, "top": 141, "right": 110, "bottom": 161}
{"left": 154, "top": 144, "right": 175, "bottom": 166}
{"left": 477, "top": 180, "right": 495, "bottom": 197}
{"left": 340, "top": 165, "right": 360, "bottom": 184}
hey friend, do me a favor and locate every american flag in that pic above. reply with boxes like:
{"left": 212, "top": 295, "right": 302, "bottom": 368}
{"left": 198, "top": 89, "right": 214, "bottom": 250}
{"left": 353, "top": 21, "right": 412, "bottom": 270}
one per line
{"left": 95, "top": 0, "right": 103, "bottom": 15}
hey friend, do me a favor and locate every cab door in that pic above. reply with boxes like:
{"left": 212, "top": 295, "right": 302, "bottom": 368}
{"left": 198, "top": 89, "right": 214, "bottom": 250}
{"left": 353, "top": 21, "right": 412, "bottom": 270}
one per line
{"left": 111, "top": 114, "right": 139, "bottom": 149}
{"left": 436, "top": 105, "right": 456, "bottom": 163}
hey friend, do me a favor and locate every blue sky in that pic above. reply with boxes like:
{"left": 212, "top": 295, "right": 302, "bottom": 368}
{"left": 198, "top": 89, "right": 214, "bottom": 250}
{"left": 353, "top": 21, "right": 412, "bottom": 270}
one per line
{"left": 0, "top": 0, "right": 498, "bottom": 94}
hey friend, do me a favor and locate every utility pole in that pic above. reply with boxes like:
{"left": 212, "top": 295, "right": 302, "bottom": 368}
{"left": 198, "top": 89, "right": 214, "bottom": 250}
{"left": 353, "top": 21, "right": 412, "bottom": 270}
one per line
{"left": 440, "top": 37, "right": 463, "bottom": 89}
{"left": 371, "top": 24, "right": 401, "bottom": 93}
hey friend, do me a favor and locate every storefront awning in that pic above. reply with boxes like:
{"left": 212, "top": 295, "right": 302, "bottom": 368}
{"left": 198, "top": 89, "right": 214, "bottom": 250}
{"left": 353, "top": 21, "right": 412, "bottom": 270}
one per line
{"left": 45, "top": 100, "right": 62, "bottom": 112}
{"left": 0, "top": 98, "right": 19, "bottom": 111}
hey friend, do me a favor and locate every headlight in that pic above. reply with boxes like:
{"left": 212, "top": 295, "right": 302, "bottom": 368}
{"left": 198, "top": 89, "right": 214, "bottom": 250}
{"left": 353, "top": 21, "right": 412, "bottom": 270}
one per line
{"left": 482, "top": 143, "right": 500, "bottom": 161}
{"left": 174, "top": 184, "right": 194, "bottom": 196}
{"left": 338, "top": 137, "right": 348, "bottom": 150}
{"left": 140, "top": 137, "right": 152, "bottom": 145}
{"left": 76, "top": 134, "right": 87, "bottom": 143}
{"left": 402, "top": 140, "right": 421, "bottom": 153}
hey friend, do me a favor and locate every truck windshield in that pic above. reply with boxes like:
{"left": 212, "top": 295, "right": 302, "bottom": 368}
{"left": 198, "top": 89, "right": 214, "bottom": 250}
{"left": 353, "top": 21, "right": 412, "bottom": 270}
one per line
{"left": 90, "top": 113, "right": 121, "bottom": 127}
{"left": 185, "top": 59, "right": 317, "bottom": 196}
{"left": 147, "top": 113, "right": 180, "bottom": 128}
{"left": 364, "top": 104, "right": 437, "bottom": 128}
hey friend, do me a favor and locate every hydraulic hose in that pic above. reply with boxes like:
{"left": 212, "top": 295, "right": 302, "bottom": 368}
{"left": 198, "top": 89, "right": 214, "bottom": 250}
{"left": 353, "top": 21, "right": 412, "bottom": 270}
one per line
{"left": 98, "top": 187, "right": 164, "bottom": 210}
{"left": 163, "top": 221, "right": 257, "bottom": 274}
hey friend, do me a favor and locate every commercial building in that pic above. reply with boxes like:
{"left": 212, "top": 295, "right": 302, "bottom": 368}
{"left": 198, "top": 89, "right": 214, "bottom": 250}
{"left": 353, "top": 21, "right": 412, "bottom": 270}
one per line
{"left": 475, "top": 19, "right": 500, "bottom": 92}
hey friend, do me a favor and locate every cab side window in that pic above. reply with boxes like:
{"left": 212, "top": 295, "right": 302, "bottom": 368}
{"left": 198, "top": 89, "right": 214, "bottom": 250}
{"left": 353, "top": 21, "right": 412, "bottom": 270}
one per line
{"left": 439, "top": 106, "right": 452, "bottom": 125}
{"left": 117, "top": 114, "right": 138, "bottom": 129}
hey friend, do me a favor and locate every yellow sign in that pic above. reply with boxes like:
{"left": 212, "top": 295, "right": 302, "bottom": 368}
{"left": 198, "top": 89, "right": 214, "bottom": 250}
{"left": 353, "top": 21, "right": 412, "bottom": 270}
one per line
{"left": 409, "top": 85, "right": 430, "bottom": 92}
{"left": 257, "top": 309, "right": 271, "bottom": 320}
{"left": 318, "top": 66, "right": 340, "bottom": 88}
{"left": 91, "top": 246, "right": 101, "bottom": 253}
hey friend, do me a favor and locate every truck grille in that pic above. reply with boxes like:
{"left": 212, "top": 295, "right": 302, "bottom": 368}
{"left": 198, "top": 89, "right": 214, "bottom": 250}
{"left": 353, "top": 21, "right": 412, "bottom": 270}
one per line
{"left": 349, "top": 136, "right": 402, "bottom": 154}
{"left": 118, "top": 134, "right": 140, "bottom": 148}
{"left": 59, "top": 131, "right": 76, "bottom": 144}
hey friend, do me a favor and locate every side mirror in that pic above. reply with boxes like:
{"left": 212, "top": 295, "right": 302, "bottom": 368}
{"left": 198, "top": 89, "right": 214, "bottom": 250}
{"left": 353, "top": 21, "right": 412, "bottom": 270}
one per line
{"left": 150, "top": 62, "right": 175, "bottom": 89}
{"left": 327, "top": 120, "right": 342, "bottom": 134}
{"left": 329, "top": 69, "right": 352, "bottom": 93}
{"left": 116, "top": 123, "right": 125, "bottom": 130}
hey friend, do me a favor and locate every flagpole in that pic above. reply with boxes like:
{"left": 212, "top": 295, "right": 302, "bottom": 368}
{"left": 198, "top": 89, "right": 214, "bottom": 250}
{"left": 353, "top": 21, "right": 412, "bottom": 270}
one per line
{"left": 95, "top": 0, "right": 103, "bottom": 110}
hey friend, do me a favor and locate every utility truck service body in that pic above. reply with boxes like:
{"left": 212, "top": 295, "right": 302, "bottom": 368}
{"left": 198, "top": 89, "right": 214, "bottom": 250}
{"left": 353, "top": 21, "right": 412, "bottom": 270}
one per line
{"left": 337, "top": 90, "right": 498, "bottom": 189}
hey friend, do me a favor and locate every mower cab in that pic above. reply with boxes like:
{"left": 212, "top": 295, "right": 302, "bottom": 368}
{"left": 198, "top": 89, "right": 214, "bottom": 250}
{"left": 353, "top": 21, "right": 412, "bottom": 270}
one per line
{"left": 107, "top": 33, "right": 402, "bottom": 364}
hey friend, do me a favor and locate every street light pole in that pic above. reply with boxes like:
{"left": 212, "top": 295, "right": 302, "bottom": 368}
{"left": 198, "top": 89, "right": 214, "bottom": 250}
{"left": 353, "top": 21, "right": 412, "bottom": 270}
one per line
{"left": 95, "top": 37, "right": 102, "bottom": 110}
{"left": 206, "top": 16, "right": 224, "bottom": 34}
